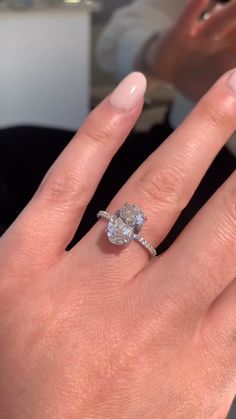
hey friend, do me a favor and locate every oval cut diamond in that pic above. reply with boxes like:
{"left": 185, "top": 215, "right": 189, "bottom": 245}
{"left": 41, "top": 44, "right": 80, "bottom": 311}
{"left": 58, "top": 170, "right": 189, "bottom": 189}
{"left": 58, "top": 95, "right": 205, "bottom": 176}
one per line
{"left": 107, "top": 216, "right": 134, "bottom": 245}
{"left": 116, "top": 204, "right": 146, "bottom": 234}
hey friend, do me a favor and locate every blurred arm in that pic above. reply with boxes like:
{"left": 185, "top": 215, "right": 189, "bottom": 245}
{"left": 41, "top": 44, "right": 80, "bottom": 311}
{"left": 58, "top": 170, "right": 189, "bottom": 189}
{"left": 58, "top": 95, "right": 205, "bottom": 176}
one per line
{"left": 96, "top": 0, "right": 183, "bottom": 80}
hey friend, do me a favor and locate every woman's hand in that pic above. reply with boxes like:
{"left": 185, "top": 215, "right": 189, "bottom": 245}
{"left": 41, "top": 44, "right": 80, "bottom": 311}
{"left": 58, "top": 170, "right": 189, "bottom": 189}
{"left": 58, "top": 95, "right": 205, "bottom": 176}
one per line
{"left": 145, "top": 0, "right": 236, "bottom": 101}
{"left": 0, "top": 71, "right": 236, "bottom": 419}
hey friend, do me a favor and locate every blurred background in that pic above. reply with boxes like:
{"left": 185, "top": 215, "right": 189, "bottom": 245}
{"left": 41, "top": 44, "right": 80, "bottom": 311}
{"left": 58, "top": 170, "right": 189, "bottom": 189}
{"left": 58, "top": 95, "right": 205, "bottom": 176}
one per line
{"left": 91, "top": 0, "right": 175, "bottom": 131}
{"left": 0, "top": 0, "right": 174, "bottom": 131}
{"left": 0, "top": 1, "right": 235, "bottom": 416}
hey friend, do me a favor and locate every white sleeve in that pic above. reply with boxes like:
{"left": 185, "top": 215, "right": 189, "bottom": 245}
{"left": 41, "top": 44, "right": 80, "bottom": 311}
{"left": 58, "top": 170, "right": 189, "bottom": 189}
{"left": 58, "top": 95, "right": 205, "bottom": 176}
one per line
{"left": 96, "top": 0, "right": 180, "bottom": 79}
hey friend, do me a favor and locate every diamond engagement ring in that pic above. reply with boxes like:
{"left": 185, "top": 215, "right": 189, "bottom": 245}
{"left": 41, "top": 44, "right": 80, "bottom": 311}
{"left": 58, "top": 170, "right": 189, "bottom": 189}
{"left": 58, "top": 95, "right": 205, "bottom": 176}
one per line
{"left": 97, "top": 204, "right": 157, "bottom": 257}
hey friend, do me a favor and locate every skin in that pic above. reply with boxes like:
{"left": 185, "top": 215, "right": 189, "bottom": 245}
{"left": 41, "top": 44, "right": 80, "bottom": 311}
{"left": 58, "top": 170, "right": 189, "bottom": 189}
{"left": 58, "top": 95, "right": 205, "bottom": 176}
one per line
{"left": 144, "top": 0, "right": 236, "bottom": 100}
{"left": 0, "top": 71, "right": 236, "bottom": 418}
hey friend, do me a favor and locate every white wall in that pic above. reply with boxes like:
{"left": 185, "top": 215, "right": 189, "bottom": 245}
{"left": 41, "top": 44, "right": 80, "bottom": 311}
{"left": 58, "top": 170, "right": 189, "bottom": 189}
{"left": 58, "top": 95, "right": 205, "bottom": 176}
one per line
{"left": 0, "top": 8, "right": 90, "bottom": 130}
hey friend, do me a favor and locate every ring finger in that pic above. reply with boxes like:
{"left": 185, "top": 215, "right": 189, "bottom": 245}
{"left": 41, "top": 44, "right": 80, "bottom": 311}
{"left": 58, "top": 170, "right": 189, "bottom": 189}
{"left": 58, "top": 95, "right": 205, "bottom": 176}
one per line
{"left": 80, "top": 69, "right": 236, "bottom": 276}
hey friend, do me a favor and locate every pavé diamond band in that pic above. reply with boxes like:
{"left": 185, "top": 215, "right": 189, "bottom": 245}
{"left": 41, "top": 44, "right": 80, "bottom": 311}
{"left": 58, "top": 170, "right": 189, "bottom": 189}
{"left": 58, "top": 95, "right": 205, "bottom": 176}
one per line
{"left": 97, "top": 204, "right": 157, "bottom": 257}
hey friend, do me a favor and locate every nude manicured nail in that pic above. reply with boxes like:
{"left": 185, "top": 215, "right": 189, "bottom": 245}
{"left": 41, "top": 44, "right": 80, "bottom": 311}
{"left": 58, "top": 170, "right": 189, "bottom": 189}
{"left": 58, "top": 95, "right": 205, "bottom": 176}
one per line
{"left": 228, "top": 69, "right": 236, "bottom": 93}
{"left": 109, "top": 72, "right": 147, "bottom": 112}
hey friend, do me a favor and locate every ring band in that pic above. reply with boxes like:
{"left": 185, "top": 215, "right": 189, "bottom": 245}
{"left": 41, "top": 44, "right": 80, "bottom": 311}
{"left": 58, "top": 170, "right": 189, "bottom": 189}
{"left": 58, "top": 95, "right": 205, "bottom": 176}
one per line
{"left": 97, "top": 204, "right": 157, "bottom": 257}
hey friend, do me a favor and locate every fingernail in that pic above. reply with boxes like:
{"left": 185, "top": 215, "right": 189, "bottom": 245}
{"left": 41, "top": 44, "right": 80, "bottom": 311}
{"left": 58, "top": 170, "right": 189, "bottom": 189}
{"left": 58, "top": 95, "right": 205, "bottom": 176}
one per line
{"left": 109, "top": 72, "right": 147, "bottom": 112}
{"left": 228, "top": 69, "right": 236, "bottom": 93}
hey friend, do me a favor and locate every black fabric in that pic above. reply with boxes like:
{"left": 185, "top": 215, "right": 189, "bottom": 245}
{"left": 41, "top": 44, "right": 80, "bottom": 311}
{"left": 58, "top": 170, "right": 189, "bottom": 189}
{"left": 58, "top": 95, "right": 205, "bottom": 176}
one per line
{"left": 0, "top": 124, "right": 235, "bottom": 252}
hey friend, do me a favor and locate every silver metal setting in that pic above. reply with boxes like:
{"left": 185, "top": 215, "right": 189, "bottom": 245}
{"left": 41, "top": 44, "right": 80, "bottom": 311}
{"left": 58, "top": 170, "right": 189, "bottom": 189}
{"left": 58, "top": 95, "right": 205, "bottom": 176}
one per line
{"left": 97, "top": 204, "right": 156, "bottom": 257}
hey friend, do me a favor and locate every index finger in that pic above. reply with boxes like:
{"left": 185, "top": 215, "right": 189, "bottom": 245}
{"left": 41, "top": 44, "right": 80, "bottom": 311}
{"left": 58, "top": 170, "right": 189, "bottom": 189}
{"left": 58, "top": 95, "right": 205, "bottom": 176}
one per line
{"left": 0, "top": 73, "right": 147, "bottom": 268}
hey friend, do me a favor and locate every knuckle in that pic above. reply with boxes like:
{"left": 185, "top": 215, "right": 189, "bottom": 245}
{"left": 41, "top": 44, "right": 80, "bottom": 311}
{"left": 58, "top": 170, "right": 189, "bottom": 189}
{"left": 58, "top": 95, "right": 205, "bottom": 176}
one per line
{"left": 219, "top": 317, "right": 236, "bottom": 347}
{"left": 139, "top": 167, "right": 189, "bottom": 211}
{"left": 198, "top": 95, "right": 235, "bottom": 130}
{"left": 40, "top": 171, "right": 86, "bottom": 208}
{"left": 201, "top": 324, "right": 236, "bottom": 382}
{"left": 221, "top": 184, "right": 236, "bottom": 228}
{"left": 209, "top": 182, "right": 236, "bottom": 250}
{"left": 81, "top": 115, "right": 114, "bottom": 147}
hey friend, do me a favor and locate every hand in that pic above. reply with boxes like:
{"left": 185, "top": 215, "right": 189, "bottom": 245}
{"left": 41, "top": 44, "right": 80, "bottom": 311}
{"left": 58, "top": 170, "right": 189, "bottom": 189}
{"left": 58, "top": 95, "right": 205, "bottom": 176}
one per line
{"left": 145, "top": 0, "right": 236, "bottom": 101}
{"left": 0, "top": 71, "right": 236, "bottom": 419}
